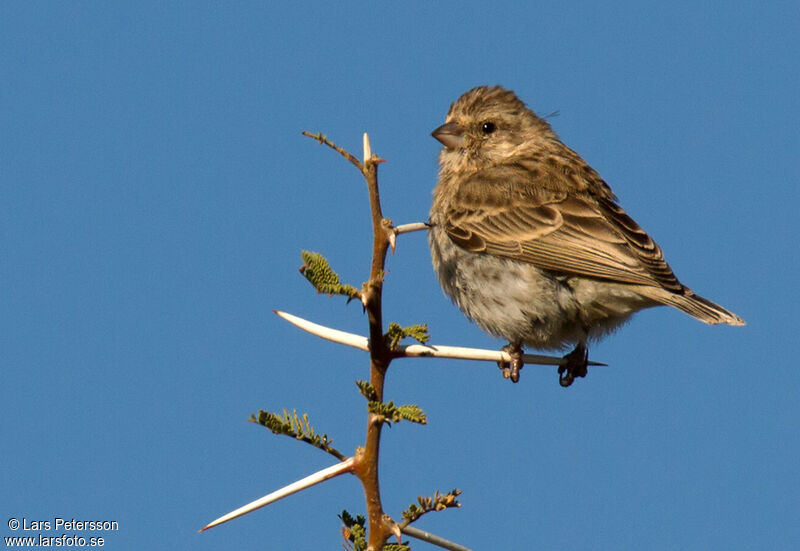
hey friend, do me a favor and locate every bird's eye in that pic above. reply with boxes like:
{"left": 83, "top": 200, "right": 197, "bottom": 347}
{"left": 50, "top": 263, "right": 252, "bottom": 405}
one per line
{"left": 481, "top": 121, "right": 496, "bottom": 135}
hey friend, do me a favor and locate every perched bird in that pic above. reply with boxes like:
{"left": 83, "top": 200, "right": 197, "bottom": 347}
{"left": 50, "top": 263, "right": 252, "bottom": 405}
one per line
{"left": 428, "top": 86, "right": 744, "bottom": 386}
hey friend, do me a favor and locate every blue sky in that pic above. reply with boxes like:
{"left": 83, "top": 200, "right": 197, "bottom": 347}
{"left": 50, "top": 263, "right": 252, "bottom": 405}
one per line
{"left": 2, "top": 2, "right": 798, "bottom": 549}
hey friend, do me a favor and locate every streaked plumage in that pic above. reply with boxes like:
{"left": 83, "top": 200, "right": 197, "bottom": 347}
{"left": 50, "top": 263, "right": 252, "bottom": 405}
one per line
{"left": 429, "top": 86, "right": 744, "bottom": 385}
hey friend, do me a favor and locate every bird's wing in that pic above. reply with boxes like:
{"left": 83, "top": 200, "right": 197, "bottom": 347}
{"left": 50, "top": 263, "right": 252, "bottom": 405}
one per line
{"left": 442, "top": 163, "right": 684, "bottom": 292}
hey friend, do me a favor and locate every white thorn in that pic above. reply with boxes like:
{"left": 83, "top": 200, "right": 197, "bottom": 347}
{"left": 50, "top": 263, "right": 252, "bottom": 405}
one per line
{"left": 271, "top": 311, "right": 602, "bottom": 367}
{"left": 363, "top": 132, "right": 371, "bottom": 162}
{"left": 275, "top": 310, "right": 369, "bottom": 351}
{"left": 201, "top": 457, "right": 355, "bottom": 532}
{"left": 393, "top": 222, "right": 429, "bottom": 235}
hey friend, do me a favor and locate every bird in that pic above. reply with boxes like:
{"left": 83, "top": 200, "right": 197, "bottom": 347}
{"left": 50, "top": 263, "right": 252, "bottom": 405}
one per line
{"left": 428, "top": 85, "right": 744, "bottom": 386}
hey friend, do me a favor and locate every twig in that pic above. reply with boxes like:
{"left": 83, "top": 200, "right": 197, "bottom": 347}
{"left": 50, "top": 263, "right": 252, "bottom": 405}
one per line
{"left": 274, "top": 310, "right": 606, "bottom": 367}
{"left": 200, "top": 457, "right": 355, "bottom": 532}
{"left": 301, "top": 130, "right": 364, "bottom": 172}
{"left": 401, "top": 526, "right": 474, "bottom": 551}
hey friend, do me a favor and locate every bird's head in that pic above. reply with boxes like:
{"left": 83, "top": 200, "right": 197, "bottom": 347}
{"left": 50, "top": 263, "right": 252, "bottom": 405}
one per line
{"left": 432, "top": 85, "right": 555, "bottom": 172}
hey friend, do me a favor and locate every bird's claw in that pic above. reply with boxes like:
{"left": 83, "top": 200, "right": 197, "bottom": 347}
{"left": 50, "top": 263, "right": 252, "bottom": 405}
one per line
{"left": 498, "top": 344, "right": 524, "bottom": 383}
{"left": 558, "top": 343, "right": 589, "bottom": 387}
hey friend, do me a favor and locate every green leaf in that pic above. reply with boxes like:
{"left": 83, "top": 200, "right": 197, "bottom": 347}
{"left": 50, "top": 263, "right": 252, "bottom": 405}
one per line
{"left": 368, "top": 401, "right": 427, "bottom": 425}
{"left": 249, "top": 408, "right": 346, "bottom": 461}
{"left": 386, "top": 322, "right": 429, "bottom": 351}
{"left": 401, "top": 489, "right": 462, "bottom": 525}
{"left": 339, "top": 510, "right": 367, "bottom": 551}
{"left": 356, "top": 380, "right": 378, "bottom": 401}
{"left": 299, "top": 250, "right": 360, "bottom": 300}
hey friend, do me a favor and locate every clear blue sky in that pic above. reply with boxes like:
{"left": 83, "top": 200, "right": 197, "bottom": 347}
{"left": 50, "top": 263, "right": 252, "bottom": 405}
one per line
{"left": 2, "top": 2, "right": 798, "bottom": 550}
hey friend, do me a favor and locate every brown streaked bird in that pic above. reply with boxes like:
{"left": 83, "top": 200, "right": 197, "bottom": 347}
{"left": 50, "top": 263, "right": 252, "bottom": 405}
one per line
{"left": 428, "top": 85, "right": 744, "bottom": 386}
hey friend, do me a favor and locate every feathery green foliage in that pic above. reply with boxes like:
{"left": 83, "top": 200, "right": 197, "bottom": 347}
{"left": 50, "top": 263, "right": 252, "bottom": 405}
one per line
{"left": 355, "top": 379, "right": 378, "bottom": 401}
{"left": 249, "top": 408, "right": 346, "bottom": 461}
{"left": 401, "top": 489, "right": 462, "bottom": 526}
{"left": 386, "top": 322, "right": 429, "bottom": 351}
{"left": 299, "top": 250, "right": 360, "bottom": 301}
{"left": 368, "top": 401, "right": 427, "bottom": 425}
{"left": 340, "top": 511, "right": 409, "bottom": 551}
{"left": 357, "top": 380, "right": 426, "bottom": 424}
{"left": 339, "top": 510, "right": 367, "bottom": 551}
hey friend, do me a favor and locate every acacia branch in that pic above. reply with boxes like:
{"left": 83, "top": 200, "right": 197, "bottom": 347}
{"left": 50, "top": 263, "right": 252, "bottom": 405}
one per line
{"left": 204, "top": 133, "right": 479, "bottom": 549}
{"left": 300, "top": 132, "right": 394, "bottom": 548}
{"left": 356, "top": 133, "right": 394, "bottom": 549}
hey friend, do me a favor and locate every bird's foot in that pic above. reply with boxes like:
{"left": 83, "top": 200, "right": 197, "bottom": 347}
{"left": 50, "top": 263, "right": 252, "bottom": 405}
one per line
{"left": 498, "top": 343, "right": 524, "bottom": 383}
{"left": 558, "top": 342, "right": 588, "bottom": 387}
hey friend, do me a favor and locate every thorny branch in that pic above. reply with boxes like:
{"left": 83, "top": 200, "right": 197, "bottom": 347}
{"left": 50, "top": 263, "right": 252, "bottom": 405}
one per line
{"left": 300, "top": 130, "right": 394, "bottom": 548}
{"left": 203, "top": 132, "right": 473, "bottom": 550}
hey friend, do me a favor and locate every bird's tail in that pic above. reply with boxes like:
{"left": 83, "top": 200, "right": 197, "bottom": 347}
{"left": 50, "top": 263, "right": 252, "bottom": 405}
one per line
{"left": 641, "top": 287, "right": 745, "bottom": 326}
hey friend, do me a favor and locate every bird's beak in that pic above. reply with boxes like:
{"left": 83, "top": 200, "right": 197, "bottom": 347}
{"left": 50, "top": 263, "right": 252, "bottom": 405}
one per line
{"left": 431, "top": 121, "right": 465, "bottom": 150}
